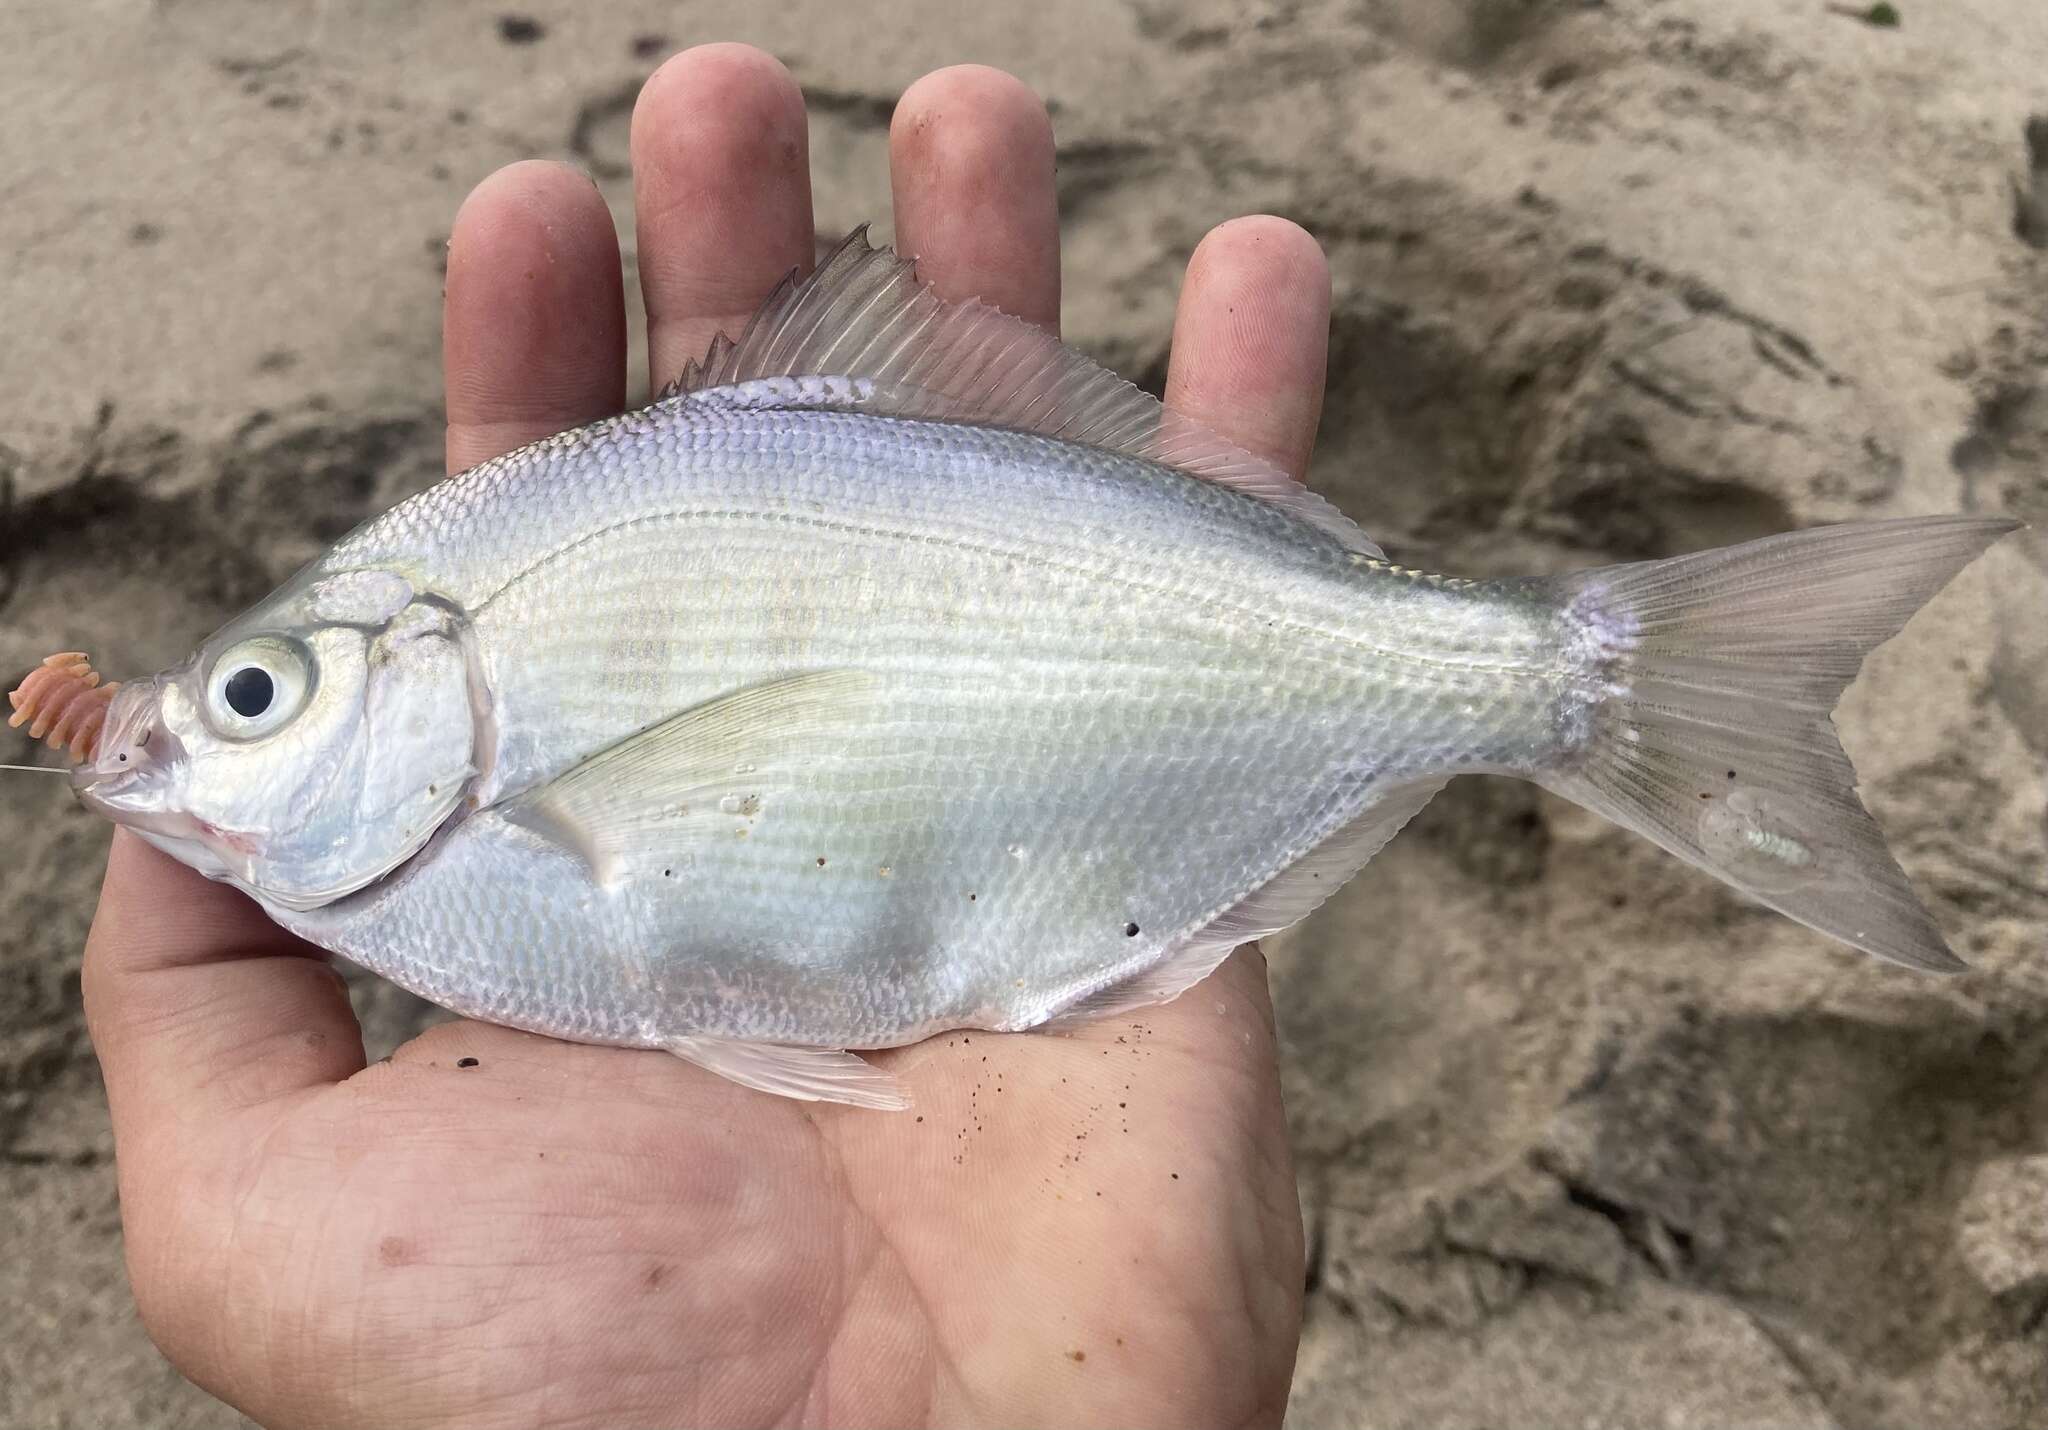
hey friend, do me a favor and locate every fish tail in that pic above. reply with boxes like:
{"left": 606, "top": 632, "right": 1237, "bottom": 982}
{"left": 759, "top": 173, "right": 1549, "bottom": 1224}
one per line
{"left": 1537, "top": 514, "right": 2020, "bottom": 971}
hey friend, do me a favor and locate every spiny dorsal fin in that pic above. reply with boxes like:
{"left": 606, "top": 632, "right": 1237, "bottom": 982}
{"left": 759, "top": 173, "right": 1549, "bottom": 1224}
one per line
{"left": 661, "top": 226, "right": 1382, "bottom": 558}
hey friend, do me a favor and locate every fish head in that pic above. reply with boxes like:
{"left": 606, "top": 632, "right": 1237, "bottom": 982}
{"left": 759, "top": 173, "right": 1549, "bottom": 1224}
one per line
{"left": 73, "top": 567, "right": 479, "bottom": 911}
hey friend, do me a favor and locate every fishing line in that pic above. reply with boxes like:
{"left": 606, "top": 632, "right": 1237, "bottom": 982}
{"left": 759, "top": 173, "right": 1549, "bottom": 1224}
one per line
{"left": 0, "top": 764, "right": 70, "bottom": 775}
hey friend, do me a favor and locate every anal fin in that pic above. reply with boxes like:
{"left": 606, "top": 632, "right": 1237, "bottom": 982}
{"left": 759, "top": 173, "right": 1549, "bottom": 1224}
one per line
{"left": 666, "top": 1036, "right": 910, "bottom": 1111}
{"left": 1042, "top": 939, "right": 1246, "bottom": 1031}
{"left": 1048, "top": 777, "right": 1447, "bottom": 1028}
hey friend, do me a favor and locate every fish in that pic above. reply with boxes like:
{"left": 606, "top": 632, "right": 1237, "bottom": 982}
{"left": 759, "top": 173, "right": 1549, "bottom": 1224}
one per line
{"left": 10, "top": 229, "right": 2021, "bottom": 1110}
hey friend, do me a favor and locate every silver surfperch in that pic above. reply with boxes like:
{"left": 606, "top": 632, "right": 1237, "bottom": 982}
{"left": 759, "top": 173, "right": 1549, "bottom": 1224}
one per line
{"left": 33, "top": 230, "right": 2018, "bottom": 1110}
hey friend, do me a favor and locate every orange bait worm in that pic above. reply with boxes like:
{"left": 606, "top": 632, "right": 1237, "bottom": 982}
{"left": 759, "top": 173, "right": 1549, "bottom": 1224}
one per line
{"left": 7, "top": 652, "right": 118, "bottom": 762}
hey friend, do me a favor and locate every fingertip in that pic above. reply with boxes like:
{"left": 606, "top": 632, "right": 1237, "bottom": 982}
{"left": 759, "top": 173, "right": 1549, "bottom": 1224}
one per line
{"left": 890, "top": 65, "right": 1060, "bottom": 329}
{"left": 632, "top": 43, "right": 814, "bottom": 385}
{"left": 444, "top": 159, "right": 626, "bottom": 472}
{"left": 633, "top": 41, "right": 803, "bottom": 130}
{"left": 1187, "top": 214, "right": 1330, "bottom": 289}
{"left": 446, "top": 160, "right": 621, "bottom": 356}
{"left": 1166, "top": 215, "right": 1332, "bottom": 481}
{"left": 449, "top": 157, "right": 607, "bottom": 239}
{"left": 891, "top": 64, "right": 1054, "bottom": 179}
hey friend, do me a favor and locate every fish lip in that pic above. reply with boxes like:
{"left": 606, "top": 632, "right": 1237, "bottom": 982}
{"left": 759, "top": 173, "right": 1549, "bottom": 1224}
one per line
{"left": 72, "top": 767, "right": 143, "bottom": 806}
{"left": 71, "top": 680, "right": 185, "bottom": 813}
{"left": 67, "top": 678, "right": 267, "bottom": 892}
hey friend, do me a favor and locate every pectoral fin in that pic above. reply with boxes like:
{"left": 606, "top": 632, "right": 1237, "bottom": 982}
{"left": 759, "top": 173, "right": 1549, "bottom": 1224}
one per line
{"left": 501, "top": 669, "right": 877, "bottom": 885}
{"left": 666, "top": 1036, "right": 910, "bottom": 1111}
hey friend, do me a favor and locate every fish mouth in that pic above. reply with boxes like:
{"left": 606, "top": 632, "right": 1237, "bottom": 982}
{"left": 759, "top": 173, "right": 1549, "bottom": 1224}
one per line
{"left": 72, "top": 680, "right": 186, "bottom": 821}
{"left": 69, "top": 679, "right": 267, "bottom": 890}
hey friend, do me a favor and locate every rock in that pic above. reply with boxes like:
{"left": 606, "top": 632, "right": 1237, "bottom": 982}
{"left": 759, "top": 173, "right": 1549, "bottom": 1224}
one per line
{"left": 2016, "top": 115, "right": 2048, "bottom": 250}
{"left": 1957, "top": 1156, "right": 2048, "bottom": 1301}
{"left": 1440, "top": 1163, "right": 1633, "bottom": 1292}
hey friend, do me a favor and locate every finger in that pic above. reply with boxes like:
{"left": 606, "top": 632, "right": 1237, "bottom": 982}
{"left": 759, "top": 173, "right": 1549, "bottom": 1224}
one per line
{"left": 633, "top": 44, "right": 814, "bottom": 392}
{"left": 444, "top": 160, "right": 627, "bottom": 474}
{"left": 1158, "top": 219, "right": 1331, "bottom": 1076}
{"left": 1163, "top": 216, "right": 1331, "bottom": 481}
{"left": 83, "top": 832, "right": 364, "bottom": 1146}
{"left": 890, "top": 65, "right": 1060, "bottom": 331}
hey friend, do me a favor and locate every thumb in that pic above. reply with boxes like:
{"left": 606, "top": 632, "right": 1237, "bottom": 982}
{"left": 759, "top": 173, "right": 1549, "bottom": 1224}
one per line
{"left": 83, "top": 831, "right": 366, "bottom": 1146}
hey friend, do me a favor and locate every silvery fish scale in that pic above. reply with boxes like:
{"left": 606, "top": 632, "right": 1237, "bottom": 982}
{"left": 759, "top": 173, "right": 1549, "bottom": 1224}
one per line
{"left": 283, "top": 393, "right": 1560, "bottom": 1050}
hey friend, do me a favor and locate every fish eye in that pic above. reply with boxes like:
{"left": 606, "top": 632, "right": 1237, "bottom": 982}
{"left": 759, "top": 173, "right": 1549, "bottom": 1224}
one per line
{"left": 206, "top": 637, "right": 313, "bottom": 738}
{"left": 224, "top": 666, "right": 274, "bottom": 718}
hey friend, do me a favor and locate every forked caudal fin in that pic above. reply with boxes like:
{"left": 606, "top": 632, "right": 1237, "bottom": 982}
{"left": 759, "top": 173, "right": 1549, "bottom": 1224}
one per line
{"left": 1539, "top": 514, "right": 2020, "bottom": 972}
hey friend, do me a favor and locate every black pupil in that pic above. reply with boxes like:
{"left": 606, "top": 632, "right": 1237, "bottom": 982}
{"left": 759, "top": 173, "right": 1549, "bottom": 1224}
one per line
{"left": 224, "top": 666, "right": 275, "bottom": 718}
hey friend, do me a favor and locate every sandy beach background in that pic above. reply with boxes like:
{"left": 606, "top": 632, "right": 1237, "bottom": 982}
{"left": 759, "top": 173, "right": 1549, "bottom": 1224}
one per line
{"left": 2, "top": 1, "right": 2044, "bottom": 1424}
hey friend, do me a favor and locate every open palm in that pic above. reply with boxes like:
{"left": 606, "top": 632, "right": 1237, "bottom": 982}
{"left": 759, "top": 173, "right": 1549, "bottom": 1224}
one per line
{"left": 84, "top": 48, "right": 1331, "bottom": 1429}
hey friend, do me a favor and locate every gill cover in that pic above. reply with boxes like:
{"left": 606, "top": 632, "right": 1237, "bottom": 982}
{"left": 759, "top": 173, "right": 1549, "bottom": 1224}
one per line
{"left": 78, "top": 566, "right": 479, "bottom": 912}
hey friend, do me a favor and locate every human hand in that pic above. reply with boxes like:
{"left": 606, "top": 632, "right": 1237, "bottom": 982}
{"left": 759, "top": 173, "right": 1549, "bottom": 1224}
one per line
{"left": 84, "top": 46, "right": 1333, "bottom": 1429}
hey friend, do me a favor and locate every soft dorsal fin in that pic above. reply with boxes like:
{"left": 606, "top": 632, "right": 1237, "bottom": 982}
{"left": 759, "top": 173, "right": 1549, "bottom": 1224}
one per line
{"left": 662, "top": 227, "right": 1382, "bottom": 558}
